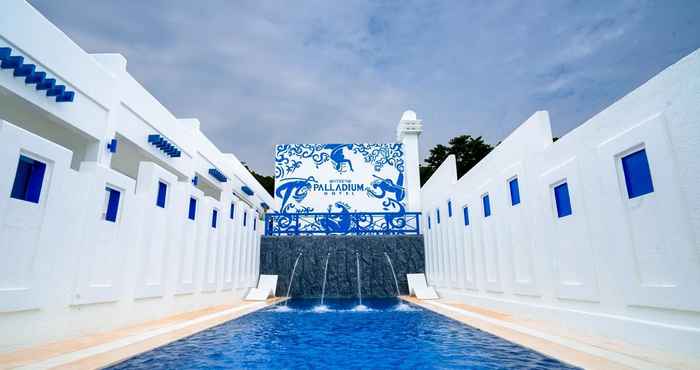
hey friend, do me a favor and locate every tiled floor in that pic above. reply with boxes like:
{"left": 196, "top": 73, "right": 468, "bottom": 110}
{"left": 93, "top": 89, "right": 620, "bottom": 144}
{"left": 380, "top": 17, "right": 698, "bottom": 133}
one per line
{"left": 402, "top": 296, "right": 699, "bottom": 370}
{"left": 0, "top": 298, "right": 284, "bottom": 370}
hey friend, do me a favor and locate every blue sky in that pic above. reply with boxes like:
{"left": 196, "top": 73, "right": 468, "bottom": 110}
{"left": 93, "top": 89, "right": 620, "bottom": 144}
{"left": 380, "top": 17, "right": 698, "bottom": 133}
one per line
{"left": 29, "top": 0, "right": 700, "bottom": 174}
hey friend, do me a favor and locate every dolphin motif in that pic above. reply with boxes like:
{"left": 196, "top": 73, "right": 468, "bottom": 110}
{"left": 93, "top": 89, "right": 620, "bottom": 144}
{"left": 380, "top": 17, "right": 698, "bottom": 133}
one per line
{"left": 275, "top": 176, "right": 317, "bottom": 212}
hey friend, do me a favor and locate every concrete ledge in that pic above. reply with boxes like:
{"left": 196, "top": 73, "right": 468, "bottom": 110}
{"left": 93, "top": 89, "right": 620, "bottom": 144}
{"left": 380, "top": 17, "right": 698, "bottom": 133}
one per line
{"left": 0, "top": 298, "right": 284, "bottom": 370}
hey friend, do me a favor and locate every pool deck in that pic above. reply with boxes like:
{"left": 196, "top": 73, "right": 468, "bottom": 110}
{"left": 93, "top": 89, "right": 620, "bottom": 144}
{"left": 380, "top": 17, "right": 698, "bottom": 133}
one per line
{"left": 2, "top": 296, "right": 696, "bottom": 370}
{"left": 402, "top": 296, "right": 699, "bottom": 370}
{"left": 0, "top": 298, "right": 285, "bottom": 370}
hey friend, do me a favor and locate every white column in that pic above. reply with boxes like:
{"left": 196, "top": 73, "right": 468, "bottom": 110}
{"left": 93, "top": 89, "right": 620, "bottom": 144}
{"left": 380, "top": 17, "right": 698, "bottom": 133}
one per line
{"left": 396, "top": 111, "right": 423, "bottom": 212}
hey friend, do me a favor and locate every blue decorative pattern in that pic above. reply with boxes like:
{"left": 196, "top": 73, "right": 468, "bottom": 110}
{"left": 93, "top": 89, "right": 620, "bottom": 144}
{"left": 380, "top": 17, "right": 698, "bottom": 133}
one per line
{"left": 265, "top": 211, "right": 420, "bottom": 236}
{"left": 148, "top": 134, "right": 181, "bottom": 158}
{"left": 241, "top": 186, "right": 254, "bottom": 196}
{"left": 1, "top": 47, "right": 75, "bottom": 103}
{"left": 208, "top": 168, "right": 227, "bottom": 182}
{"left": 275, "top": 143, "right": 404, "bottom": 179}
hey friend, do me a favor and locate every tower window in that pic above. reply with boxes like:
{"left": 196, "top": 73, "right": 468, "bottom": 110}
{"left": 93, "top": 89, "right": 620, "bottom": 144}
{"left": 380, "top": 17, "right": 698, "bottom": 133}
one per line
{"left": 188, "top": 197, "right": 197, "bottom": 220}
{"left": 104, "top": 187, "right": 121, "bottom": 222}
{"left": 621, "top": 149, "right": 654, "bottom": 199}
{"left": 156, "top": 181, "right": 167, "bottom": 208}
{"left": 553, "top": 182, "right": 572, "bottom": 218}
{"left": 482, "top": 194, "right": 491, "bottom": 217}
{"left": 10, "top": 155, "right": 46, "bottom": 204}
{"left": 509, "top": 178, "right": 520, "bottom": 206}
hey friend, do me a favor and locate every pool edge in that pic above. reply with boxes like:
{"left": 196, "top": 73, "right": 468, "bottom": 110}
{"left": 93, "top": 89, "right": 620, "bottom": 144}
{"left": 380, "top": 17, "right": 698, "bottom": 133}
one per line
{"left": 400, "top": 296, "right": 683, "bottom": 370}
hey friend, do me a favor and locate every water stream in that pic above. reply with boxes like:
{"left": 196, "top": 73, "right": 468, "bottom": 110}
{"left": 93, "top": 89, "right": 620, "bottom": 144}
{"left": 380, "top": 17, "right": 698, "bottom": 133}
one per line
{"left": 384, "top": 252, "right": 401, "bottom": 296}
{"left": 319, "top": 251, "right": 331, "bottom": 307}
{"left": 385, "top": 252, "right": 411, "bottom": 310}
{"left": 284, "top": 252, "right": 303, "bottom": 306}
{"left": 353, "top": 253, "right": 368, "bottom": 311}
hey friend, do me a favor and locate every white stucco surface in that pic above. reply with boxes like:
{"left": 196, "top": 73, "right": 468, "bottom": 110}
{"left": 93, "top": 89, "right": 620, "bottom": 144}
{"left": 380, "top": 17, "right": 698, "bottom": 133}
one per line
{"left": 421, "top": 49, "right": 700, "bottom": 356}
{"left": 0, "top": 0, "right": 273, "bottom": 352}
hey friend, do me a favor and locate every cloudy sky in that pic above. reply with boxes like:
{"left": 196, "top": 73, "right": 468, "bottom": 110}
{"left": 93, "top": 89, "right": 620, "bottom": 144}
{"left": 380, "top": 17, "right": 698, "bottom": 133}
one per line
{"left": 29, "top": 0, "right": 700, "bottom": 174}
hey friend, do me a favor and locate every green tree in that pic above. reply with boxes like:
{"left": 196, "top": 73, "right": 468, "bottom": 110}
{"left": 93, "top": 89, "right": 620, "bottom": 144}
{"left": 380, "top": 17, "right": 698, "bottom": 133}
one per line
{"left": 243, "top": 164, "right": 275, "bottom": 197}
{"left": 420, "top": 135, "right": 493, "bottom": 185}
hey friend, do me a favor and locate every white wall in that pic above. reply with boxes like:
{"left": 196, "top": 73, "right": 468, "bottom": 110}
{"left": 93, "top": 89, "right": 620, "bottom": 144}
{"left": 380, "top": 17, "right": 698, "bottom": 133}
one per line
{"left": 0, "top": 0, "right": 272, "bottom": 352}
{"left": 0, "top": 121, "right": 264, "bottom": 352}
{"left": 421, "top": 49, "right": 700, "bottom": 356}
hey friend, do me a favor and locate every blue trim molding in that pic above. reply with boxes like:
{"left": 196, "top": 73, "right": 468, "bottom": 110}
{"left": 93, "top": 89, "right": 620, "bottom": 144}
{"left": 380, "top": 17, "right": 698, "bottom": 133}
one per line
{"left": 208, "top": 168, "right": 227, "bottom": 182}
{"left": 147, "top": 134, "right": 181, "bottom": 158}
{"left": 106, "top": 138, "right": 118, "bottom": 153}
{"left": 0, "top": 47, "right": 75, "bottom": 103}
{"left": 241, "top": 186, "right": 254, "bottom": 196}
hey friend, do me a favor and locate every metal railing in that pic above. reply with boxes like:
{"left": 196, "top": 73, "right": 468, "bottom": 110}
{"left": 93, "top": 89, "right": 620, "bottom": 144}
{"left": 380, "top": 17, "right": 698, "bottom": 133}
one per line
{"left": 265, "top": 211, "right": 420, "bottom": 236}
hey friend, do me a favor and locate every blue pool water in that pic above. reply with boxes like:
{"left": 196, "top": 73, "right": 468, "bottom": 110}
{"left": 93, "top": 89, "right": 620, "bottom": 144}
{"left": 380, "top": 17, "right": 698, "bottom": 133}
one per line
{"left": 109, "top": 299, "right": 579, "bottom": 369}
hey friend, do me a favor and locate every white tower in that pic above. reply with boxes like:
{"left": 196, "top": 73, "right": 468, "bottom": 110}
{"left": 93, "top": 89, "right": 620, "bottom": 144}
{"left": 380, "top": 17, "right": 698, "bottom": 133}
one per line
{"left": 397, "top": 110, "right": 423, "bottom": 212}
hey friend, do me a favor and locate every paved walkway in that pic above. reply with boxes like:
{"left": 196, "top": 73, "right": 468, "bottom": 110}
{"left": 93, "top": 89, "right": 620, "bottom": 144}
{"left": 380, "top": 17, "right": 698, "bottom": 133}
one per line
{"left": 0, "top": 298, "right": 284, "bottom": 370}
{"left": 402, "top": 296, "right": 699, "bottom": 370}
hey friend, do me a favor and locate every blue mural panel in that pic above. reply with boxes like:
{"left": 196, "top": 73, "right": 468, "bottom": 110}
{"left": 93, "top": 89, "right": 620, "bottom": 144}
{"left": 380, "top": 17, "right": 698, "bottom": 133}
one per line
{"left": 271, "top": 143, "right": 416, "bottom": 235}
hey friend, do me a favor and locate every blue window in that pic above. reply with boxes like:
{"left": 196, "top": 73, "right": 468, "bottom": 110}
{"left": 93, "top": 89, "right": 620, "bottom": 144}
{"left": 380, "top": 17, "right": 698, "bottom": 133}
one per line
{"left": 104, "top": 187, "right": 121, "bottom": 222}
{"left": 463, "top": 206, "right": 470, "bottom": 226}
{"left": 188, "top": 197, "right": 197, "bottom": 220}
{"left": 482, "top": 194, "right": 491, "bottom": 217}
{"left": 447, "top": 200, "right": 452, "bottom": 217}
{"left": 156, "top": 181, "right": 167, "bottom": 208}
{"left": 10, "top": 155, "right": 46, "bottom": 204}
{"left": 509, "top": 178, "right": 520, "bottom": 205}
{"left": 243, "top": 211, "right": 247, "bottom": 227}
{"left": 212, "top": 209, "right": 218, "bottom": 228}
{"left": 436, "top": 209, "right": 441, "bottom": 224}
{"left": 621, "top": 149, "right": 654, "bottom": 199}
{"left": 428, "top": 215, "right": 431, "bottom": 230}
{"left": 230, "top": 203, "right": 235, "bottom": 219}
{"left": 553, "top": 182, "right": 572, "bottom": 218}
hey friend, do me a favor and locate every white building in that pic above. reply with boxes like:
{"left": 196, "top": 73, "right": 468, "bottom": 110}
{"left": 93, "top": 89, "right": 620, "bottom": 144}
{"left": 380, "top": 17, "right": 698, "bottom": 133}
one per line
{"left": 1, "top": 0, "right": 699, "bottom": 363}
{"left": 1, "top": 0, "right": 274, "bottom": 352}
{"left": 421, "top": 49, "right": 700, "bottom": 356}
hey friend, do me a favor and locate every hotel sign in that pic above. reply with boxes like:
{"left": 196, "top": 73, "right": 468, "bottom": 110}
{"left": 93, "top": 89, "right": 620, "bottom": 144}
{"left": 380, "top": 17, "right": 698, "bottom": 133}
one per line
{"left": 274, "top": 144, "right": 406, "bottom": 214}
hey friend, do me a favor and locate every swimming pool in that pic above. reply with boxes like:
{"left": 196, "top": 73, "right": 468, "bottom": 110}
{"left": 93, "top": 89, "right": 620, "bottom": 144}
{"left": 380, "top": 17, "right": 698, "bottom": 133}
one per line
{"left": 108, "top": 299, "right": 579, "bottom": 369}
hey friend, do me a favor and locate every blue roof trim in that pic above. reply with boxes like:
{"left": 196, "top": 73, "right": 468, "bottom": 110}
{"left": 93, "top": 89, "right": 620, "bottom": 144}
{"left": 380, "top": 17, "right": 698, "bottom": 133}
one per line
{"left": 241, "top": 186, "right": 254, "bottom": 196}
{"left": 261, "top": 202, "right": 270, "bottom": 210}
{"left": 147, "top": 134, "right": 181, "bottom": 158}
{"left": 25, "top": 71, "right": 46, "bottom": 85}
{"left": 0, "top": 47, "right": 75, "bottom": 103}
{"left": 36, "top": 78, "right": 55, "bottom": 91}
{"left": 208, "top": 168, "right": 227, "bottom": 182}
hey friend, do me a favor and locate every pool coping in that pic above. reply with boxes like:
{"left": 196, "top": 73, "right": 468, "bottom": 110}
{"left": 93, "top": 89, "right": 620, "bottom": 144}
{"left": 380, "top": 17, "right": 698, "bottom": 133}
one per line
{"left": 401, "top": 296, "right": 697, "bottom": 370}
{"left": 0, "top": 298, "right": 285, "bottom": 370}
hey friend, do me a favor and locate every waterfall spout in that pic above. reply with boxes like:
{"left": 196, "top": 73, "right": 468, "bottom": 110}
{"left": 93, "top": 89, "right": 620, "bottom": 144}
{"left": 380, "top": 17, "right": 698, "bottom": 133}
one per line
{"left": 384, "top": 252, "right": 401, "bottom": 296}
{"left": 320, "top": 251, "right": 331, "bottom": 306}
{"left": 354, "top": 252, "right": 368, "bottom": 311}
{"left": 285, "top": 252, "right": 303, "bottom": 306}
